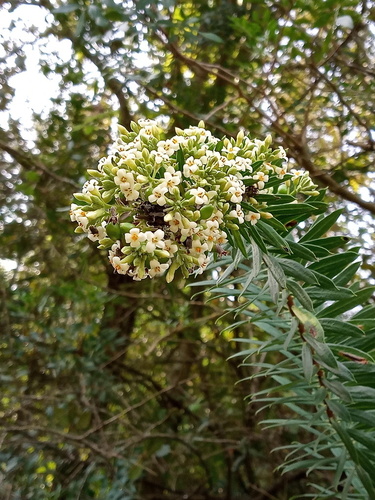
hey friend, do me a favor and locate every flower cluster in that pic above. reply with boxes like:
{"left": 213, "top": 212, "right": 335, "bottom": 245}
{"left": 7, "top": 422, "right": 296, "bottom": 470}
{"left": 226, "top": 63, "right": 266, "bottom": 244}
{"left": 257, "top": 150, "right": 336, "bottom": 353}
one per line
{"left": 71, "top": 120, "right": 318, "bottom": 282}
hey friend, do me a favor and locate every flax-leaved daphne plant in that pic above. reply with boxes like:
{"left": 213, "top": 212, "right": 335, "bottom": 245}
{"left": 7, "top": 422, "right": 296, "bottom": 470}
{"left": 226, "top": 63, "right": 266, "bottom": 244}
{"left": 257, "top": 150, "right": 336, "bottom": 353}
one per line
{"left": 72, "top": 121, "right": 375, "bottom": 499}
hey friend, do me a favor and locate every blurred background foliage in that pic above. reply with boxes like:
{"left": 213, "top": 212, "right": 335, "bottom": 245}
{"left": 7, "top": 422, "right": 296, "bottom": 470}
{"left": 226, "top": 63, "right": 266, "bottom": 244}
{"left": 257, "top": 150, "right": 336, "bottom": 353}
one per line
{"left": 0, "top": 0, "right": 374, "bottom": 498}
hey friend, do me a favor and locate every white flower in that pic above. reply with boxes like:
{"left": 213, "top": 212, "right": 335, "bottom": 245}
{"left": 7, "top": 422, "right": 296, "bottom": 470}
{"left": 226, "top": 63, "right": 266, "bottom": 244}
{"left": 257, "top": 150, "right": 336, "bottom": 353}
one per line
{"left": 222, "top": 143, "right": 240, "bottom": 156}
{"left": 98, "top": 155, "right": 115, "bottom": 171}
{"left": 122, "top": 185, "right": 140, "bottom": 201}
{"left": 202, "top": 220, "right": 220, "bottom": 248}
{"left": 139, "top": 125, "right": 155, "bottom": 137}
{"left": 276, "top": 146, "right": 287, "bottom": 159}
{"left": 152, "top": 151, "right": 169, "bottom": 164}
{"left": 88, "top": 223, "right": 107, "bottom": 242}
{"left": 291, "top": 169, "right": 304, "bottom": 180}
{"left": 163, "top": 169, "right": 181, "bottom": 193}
{"left": 253, "top": 172, "right": 269, "bottom": 190}
{"left": 189, "top": 188, "right": 209, "bottom": 205}
{"left": 229, "top": 204, "right": 245, "bottom": 224}
{"left": 114, "top": 169, "right": 140, "bottom": 200}
{"left": 111, "top": 256, "right": 130, "bottom": 274}
{"left": 170, "top": 135, "right": 184, "bottom": 149}
{"left": 228, "top": 186, "right": 244, "bottom": 203}
{"left": 245, "top": 212, "right": 260, "bottom": 225}
{"left": 76, "top": 214, "right": 89, "bottom": 230}
{"left": 195, "top": 255, "right": 211, "bottom": 274}
{"left": 125, "top": 228, "right": 147, "bottom": 248}
{"left": 145, "top": 229, "right": 165, "bottom": 253}
{"left": 190, "top": 238, "right": 209, "bottom": 255}
{"left": 82, "top": 179, "right": 99, "bottom": 193}
{"left": 70, "top": 204, "right": 85, "bottom": 222}
{"left": 108, "top": 240, "right": 121, "bottom": 262}
{"left": 157, "top": 139, "right": 178, "bottom": 156}
{"left": 164, "top": 239, "right": 178, "bottom": 255}
{"left": 165, "top": 212, "right": 183, "bottom": 233}
{"left": 148, "top": 185, "right": 169, "bottom": 206}
{"left": 216, "top": 231, "right": 228, "bottom": 245}
{"left": 148, "top": 259, "right": 169, "bottom": 277}
{"left": 183, "top": 156, "right": 201, "bottom": 177}
{"left": 181, "top": 220, "right": 198, "bottom": 238}
{"left": 114, "top": 169, "right": 134, "bottom": 187}
{"left": 275, "top": 166, "right": 287, "bottom": 178}
{"left": 209, "top": 210, "right": 224, "bottom": 224}
{"left": 233, "top": 156, "right": 251, "bottom": 172}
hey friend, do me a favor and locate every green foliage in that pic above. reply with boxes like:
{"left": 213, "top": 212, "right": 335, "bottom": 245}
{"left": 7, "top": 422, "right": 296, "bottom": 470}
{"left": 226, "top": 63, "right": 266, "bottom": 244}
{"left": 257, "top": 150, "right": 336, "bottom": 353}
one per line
{"left": 195, "top": 195, "right": 375, "bottom": 498}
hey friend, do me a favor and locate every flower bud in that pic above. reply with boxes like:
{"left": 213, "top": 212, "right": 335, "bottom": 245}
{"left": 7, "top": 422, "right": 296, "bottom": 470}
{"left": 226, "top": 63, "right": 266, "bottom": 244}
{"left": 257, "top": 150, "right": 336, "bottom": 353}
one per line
{"left": 97, "top": 238, "right": 113, "bottom": 248}
{"left": 102, "top": 190, "right": 115, "bottom": 203}
{"left": 122, "top": 254, "right": 135, "bottom": 264}
{"left": 86, "top": 208, "right": 106, "bottom": 220}
{"left": 166, "top": 261, "right": 180, "bottom": 283}
{"left": 154, "top": 249, "right": 171, "bottom": 260}
{"left": 260, "top": 212, "right": 273, "bottom": 219}
{"left": 87, "top": 169, "right": 104, "bottom": 178}
{"left": 236, "top": 129, "right": 244, "bottom": 145}
{"left": 73, "top": 192, "right": 92, "bottom": 203}
{"left": 118, "top": 125, "right": 130, "bottom": 136}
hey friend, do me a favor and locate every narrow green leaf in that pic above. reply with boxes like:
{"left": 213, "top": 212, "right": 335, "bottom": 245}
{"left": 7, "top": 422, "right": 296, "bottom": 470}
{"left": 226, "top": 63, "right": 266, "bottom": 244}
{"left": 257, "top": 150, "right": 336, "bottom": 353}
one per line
{"left": 334, "top": 261, "right": 361, "bottom": 286}
{"left": 302, "top": 343, "right": 314, "bottom": 382}
{"left": 320, "top": 319, "right": 365, "bottom": 339}
{"left": 245, "top": 224, "right": 268, "bottom": 253}
{"left": 310, "top": 270, "right": 340, "bottom": 290}
{"left": 288, "top": 240, "right": 318, "bottom": 261}
{"left": 286, "top": 280, "right": 313, "bottom": 311}
{"left": 279, "top": 258, "right": 318, "bottom": 285}
{"left": 176, "top": 147, "right": 185, "bottom": 170}
{"left": 232, "top": 229, "right": 247, "bottom": 257}
{"left": 260, "top": 216, "right": 287, "bottom": 233}
{"left": 317, "top": 287, "right": 375, "bottom": 318}
{"left": 267, "top": 269, "right": 280, "bottom": 303}
{"left": 302, "top": 243, "right": 332, "bottom": 257}
{"left": 300, "top": 208, "right": 344, "bottom": 242}
{"left": 308, "top": 252, "right": 359, "bottom": 278}
{"left": 307, "top": 236, "right": 350, "bottom": 251}
{"left": 283, "top": 317, "right": 299, "bottom": 349}
{"left": 355, "top": 465, "right": 375, "bottom": 498}
{"left": 266, "top": 202, "right": 320, "bottom": 216}
{"left": 332, "top": 422, "right": 358, "bottom": 463}
{"left": 257, "top": 219, "right": 291, "bottom": 252}
{"left": 324, "top": 380, "right": 352, "bottom": 402}
{"left": 305, "top": 286, "right": 355, "bottom": 302}
{"left": 263, "top": 254, "right": 286, "bottom": 288}
{"left": 305, "top": 335, "right": 338, "bottom": 369}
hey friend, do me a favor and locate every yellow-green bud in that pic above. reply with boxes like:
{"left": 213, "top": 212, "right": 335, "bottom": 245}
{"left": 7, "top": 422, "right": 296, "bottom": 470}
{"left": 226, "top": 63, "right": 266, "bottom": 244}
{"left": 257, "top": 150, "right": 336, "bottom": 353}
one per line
{"left": 86, "top": 208, "right": 106, "bottom": 220}
{"left": 73, "top": 192, "right": 92, "bottom": 203}
{"left": 260, "top": 212, "right": 273, "bottom": 219}
{"left": 87, "top": 169, "right": 104, "bottom": 178}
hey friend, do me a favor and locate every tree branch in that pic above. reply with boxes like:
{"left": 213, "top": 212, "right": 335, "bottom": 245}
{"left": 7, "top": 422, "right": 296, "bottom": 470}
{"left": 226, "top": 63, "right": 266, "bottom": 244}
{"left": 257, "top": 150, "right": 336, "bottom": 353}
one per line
{"left": 0, "top": 139, "right": 79, "bottom": 188}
